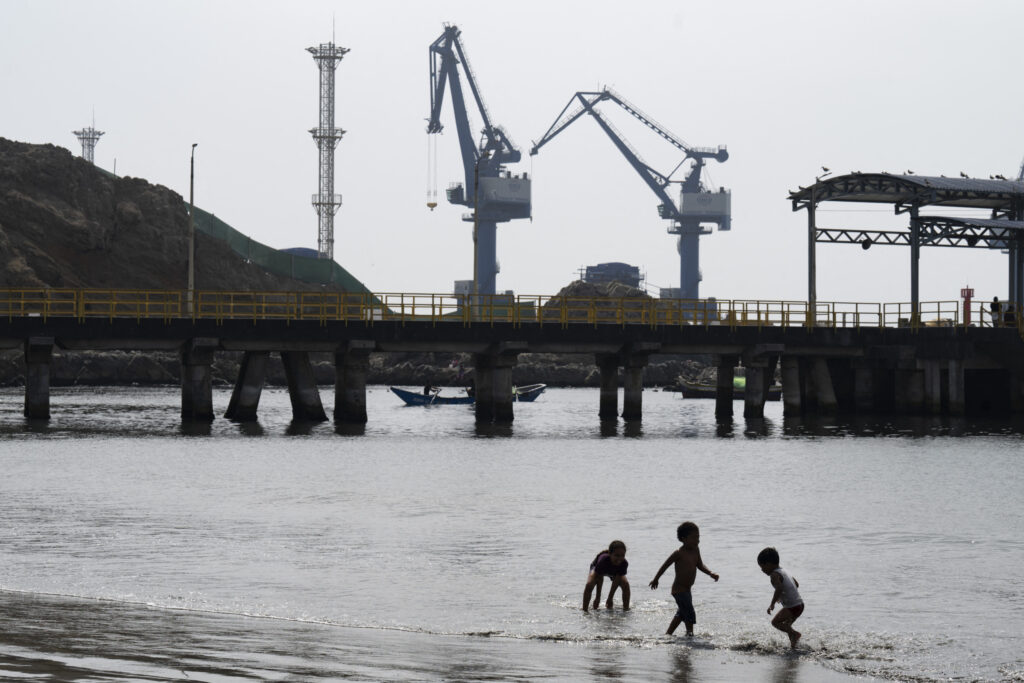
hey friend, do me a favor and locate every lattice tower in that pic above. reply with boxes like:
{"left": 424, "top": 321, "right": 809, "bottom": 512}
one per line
{"left": 307, "top": 41, "right": 349, "bottom": 260}
{"left": 72, "top": 124, "right": 104, "bottom": 164}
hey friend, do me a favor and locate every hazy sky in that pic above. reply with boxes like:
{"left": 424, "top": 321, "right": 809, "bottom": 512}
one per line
{"left": 3, "top": 0, "right": 1023, "bottom": 305}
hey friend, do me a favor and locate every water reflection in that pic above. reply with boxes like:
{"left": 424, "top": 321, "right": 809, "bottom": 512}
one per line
{"left": 179, "top": 420, "right": 211, "bottom": 437}
{"left": 587, "top": 648, "right": 625, "bottom": 679}
{"left": 743, "top": 418, "right": 774, "bottom": 438}
{"left": 670, "top": 647, "right": 693, "bottom": 682}
{"left": 235, "top": 421, "right": 265, "bottom": 437}
{"left": 779, "top": 414, "right": 1024, "bottom": 438}
{"left": 600, "top": 420, "right": 618, "bottom": 437}
{"left": 623, "top": 421, "right": 643, "bottom": 438}
{"left": 474, "top": 422, "right": 514, "bottom": 438}
{"left": 715, "top": 419, "right": 734, "bottom": 438}
{"left": 286, "top": 420, "right": 319, "bottom": 436}
{"left": 23, "top": 418, "right": 52, "bottom": 434}
{"left": 771, "top": 653, "right": 800, "bottom": 683}
{"left": 333, "top": 422, "right": 366, "bottom": 437}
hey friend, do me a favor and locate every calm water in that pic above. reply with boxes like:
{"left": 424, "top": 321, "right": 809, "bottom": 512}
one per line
{"left": 1, "top": 385, "right": 1022, "bottom": 682}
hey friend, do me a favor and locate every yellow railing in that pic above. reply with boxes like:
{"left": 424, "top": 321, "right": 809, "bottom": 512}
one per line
{"left": 0, "top": 289, "right": 1016, "bottom": 330}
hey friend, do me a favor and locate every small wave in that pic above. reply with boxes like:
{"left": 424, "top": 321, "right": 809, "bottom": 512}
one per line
{"left": 999, "top": 664, "right": 1024, "bottom": 682}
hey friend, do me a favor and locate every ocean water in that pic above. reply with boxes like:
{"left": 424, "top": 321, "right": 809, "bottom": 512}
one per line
{"left": 0, "top": 385, "right": 1022, "bottom": 682}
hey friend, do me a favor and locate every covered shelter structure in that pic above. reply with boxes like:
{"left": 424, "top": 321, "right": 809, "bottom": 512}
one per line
{"left": 789, "top": 172, "right": 1024, "bottom": 322}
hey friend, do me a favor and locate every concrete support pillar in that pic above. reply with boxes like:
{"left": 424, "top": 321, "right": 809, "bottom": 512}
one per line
{"left": 280, "top": 351, "right": 327, "bottom": 422}
{"left": 947, "top": 359, "right": 965, "bottom": 415}
{"left": 809, "top": 357, "right": 838, "bottom": 413}
{"left": 922, "top": 360, "right": 942, "bottom": 415}
{"left": 781, "top": 356, "right": 802, "bottom": 416}
{"left": 23, "top": 336, "right": 54, "bottom": 420}
{"left": 474, "top": 342, "right": 526, "bottom": 424}
{"left": 334, "top": 341, "right": 374, "bottom": 424}
{"left": 474, "top": 359, "right": 496, "bottom": 423}
{"left": 894, "top": 366, "right": 924, "bottom": 414}
{"left": 1010, "top": 374, "right": 1024, "bottom": 414}
{"left": 714, "top": 355, "right": 737, "bottom": 419}
{"left": 596, "top": 353, "right": 619, "bottom": 421}
{"left": 743, "top": 364, "right": 768, "bottom": 418}
{"left": 621, "top": 363, "right": 645, "bottom": 422}
{"left": 621, "top": 343, "right": 658, "bottom": 422}
{"left": 180, "top": 337, "right": 218, "bottom": 421}
{"left": 853, "top": 363, "right": 874, "bottom": 413}
{"left": 491, "top": 357, "right": 516, "bottom": 423}
{"left": 224, "top": 351, "right": 269, "bottom": 422}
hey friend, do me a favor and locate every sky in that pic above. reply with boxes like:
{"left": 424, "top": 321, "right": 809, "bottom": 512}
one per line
{"left": 3, "top": 0, "right": 1024, "bottom": 305}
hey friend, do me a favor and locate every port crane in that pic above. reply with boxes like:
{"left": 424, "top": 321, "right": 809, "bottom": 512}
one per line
{"left": 530, "top": 88, "right": 729, "bottom": 300}
{"left": 427, "top": 24, "right": 531, "bottom": 298}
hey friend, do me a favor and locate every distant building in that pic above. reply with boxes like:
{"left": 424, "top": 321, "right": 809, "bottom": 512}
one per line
{"left": 582, "top": 262, "right": 643, "bottom": 289}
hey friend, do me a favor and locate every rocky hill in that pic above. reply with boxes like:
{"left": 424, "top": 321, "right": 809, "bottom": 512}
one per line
{"left": 0, "top": 137, "right": 708, "bottom": 388}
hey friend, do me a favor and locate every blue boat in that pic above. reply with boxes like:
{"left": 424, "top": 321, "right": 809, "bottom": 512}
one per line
{"left": 390, "top": 384, "right": 546, "bottom": 406}
{"left": 390, "top": 386, "right": 474, "bottom": 405}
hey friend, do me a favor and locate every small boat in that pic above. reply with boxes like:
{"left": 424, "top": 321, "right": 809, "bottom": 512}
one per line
{"left": 390, "top": 386, "right": 474, "bottom": 405}
{"left": 513, "top": 383, "right": 547, "bottom": 402}
{"left": 680, "top": 379, "right": 781, "bottom": 401}
{"left": 390, "top": 384, "right": 547, "bottom": 406}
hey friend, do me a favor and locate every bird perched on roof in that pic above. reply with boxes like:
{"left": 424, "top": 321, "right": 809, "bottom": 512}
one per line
{"left": 821, "top": 166, "right": 830, "bottom": 172}
{"left": 906, "top": 169, "right": 914, "bottom": 174}
{"left": 960, "top": 172, "right": 969, "bottom": 178}
{"left": 995, "top": 174, "right": 1007, "bottom": 180}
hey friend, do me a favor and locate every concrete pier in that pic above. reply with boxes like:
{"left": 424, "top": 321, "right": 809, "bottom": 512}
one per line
{"left": 948, "top": 359, "right": 965, "bottom": 415}
{"left": 809, "top": 357, "right": 839, "bottom": 413}
{"left": 280, "top": 351, "right": 327, "bottom": 422}
{"left": 473, "top": 342, "right": 525, "bottom": 423}
{"left": 23, "top": 336, "right": 53, "bottom": 420}
{"left": 334, "top": 341, "right": 374, "bottom": 424}
{"left": 714, "top": 355, "right": 737, "bottom": 419}
{"left": 180, "top": 337, "right": 218, "bottom": 421}
{"left": 853, "top": 362, "right": 874, "bottom": 413}
{"left": 597, "top": 353, "right": 619, "bottom": 421}
{"left": 744, "top": 364, "right": 767, "bottom": 418}
{"left": 922, "top": 360, "right": 942, "bottom": 414}
{"left": 224, "top": 351, "right": 269, "bottom": 421}
{"left": 894, "top": 366, "right": 924, "bottom": 414}
{"left": 7, "top": 305, "right": 1024, "bottom": 424}
{"left": 621, "top": 343, "right": 657, "bottom": 422}
{"left": 781, "top": 356, "right": 801, "bottom": 416}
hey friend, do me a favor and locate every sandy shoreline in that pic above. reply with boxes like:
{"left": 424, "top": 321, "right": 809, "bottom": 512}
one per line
{"left": 0, "top": 590, "right": 860, "bottom": 682}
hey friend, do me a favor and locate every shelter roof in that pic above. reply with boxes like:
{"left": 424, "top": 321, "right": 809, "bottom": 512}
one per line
{"left": 920, "top": 215, "right": 1024, "bottom": 232}
{"left": 789, "top": 173, "right": 1024, "bottom": 210}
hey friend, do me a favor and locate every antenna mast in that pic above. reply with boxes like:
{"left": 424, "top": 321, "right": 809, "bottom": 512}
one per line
{"left": 307, "top": 39, "right": 349, "bottom": 260}
{"left": 73, "top": 114, "right": 104, "bottom": 164}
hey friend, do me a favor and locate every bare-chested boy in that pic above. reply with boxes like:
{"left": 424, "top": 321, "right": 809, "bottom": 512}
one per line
{"left": 648, "top": 521, "right": 719, "bottom": 635}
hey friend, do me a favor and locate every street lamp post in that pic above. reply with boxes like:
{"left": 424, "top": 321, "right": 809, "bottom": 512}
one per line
{"left": 187, "top": 143, "right": 197, "bottom": 316}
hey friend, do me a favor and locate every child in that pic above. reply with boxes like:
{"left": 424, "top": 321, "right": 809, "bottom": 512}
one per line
{"left": 582, "top": 540, "right": 630, "bottom": 611}
{"left": 649, "top": 521, "right": 719, "bottom": 635}
{"left": 757, "top": 546, "right": 804, "bottom": 649}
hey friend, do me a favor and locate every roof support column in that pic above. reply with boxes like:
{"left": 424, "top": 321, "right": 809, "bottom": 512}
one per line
{"left": 807, "top": 193, "right": 817, "bottom": 325}
{"left": 909, "top": 205, "right": 920, "bottom": 325}
{"left": 1015, "top": 201, "right": 1024, "bottom": 310}
{"left": 1012, "top": 237, "right": 1024, "bottom": 314}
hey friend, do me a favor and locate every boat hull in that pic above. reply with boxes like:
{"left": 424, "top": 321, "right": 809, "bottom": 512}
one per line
{"left": 390, "top": 384, "right": 546, "bottom": 406}
{"left": 390, "top": 387, "right": 473, "bottom": 405}
{"left": 680, "top": 383, "right": 781, "bottom": 401}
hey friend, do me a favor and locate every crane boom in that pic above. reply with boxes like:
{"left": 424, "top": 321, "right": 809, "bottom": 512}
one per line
{"left": 530, "top": 87, "right": 730, "bottom": 300}
{"left": 425, "top": 24, "right": 530, "bottom": 298}
{"left": 428, "top": 25, "right": 522, "bottom": 197}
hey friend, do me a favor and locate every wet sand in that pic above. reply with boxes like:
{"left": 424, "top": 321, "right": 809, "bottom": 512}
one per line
{"left": 0, "top": 591, "right": 855, "bottom": 682}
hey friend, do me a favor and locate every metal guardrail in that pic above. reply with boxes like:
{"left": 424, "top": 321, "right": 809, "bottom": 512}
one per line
{"left": 0, "top": 289, "right": 1016, "bottom": 331}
